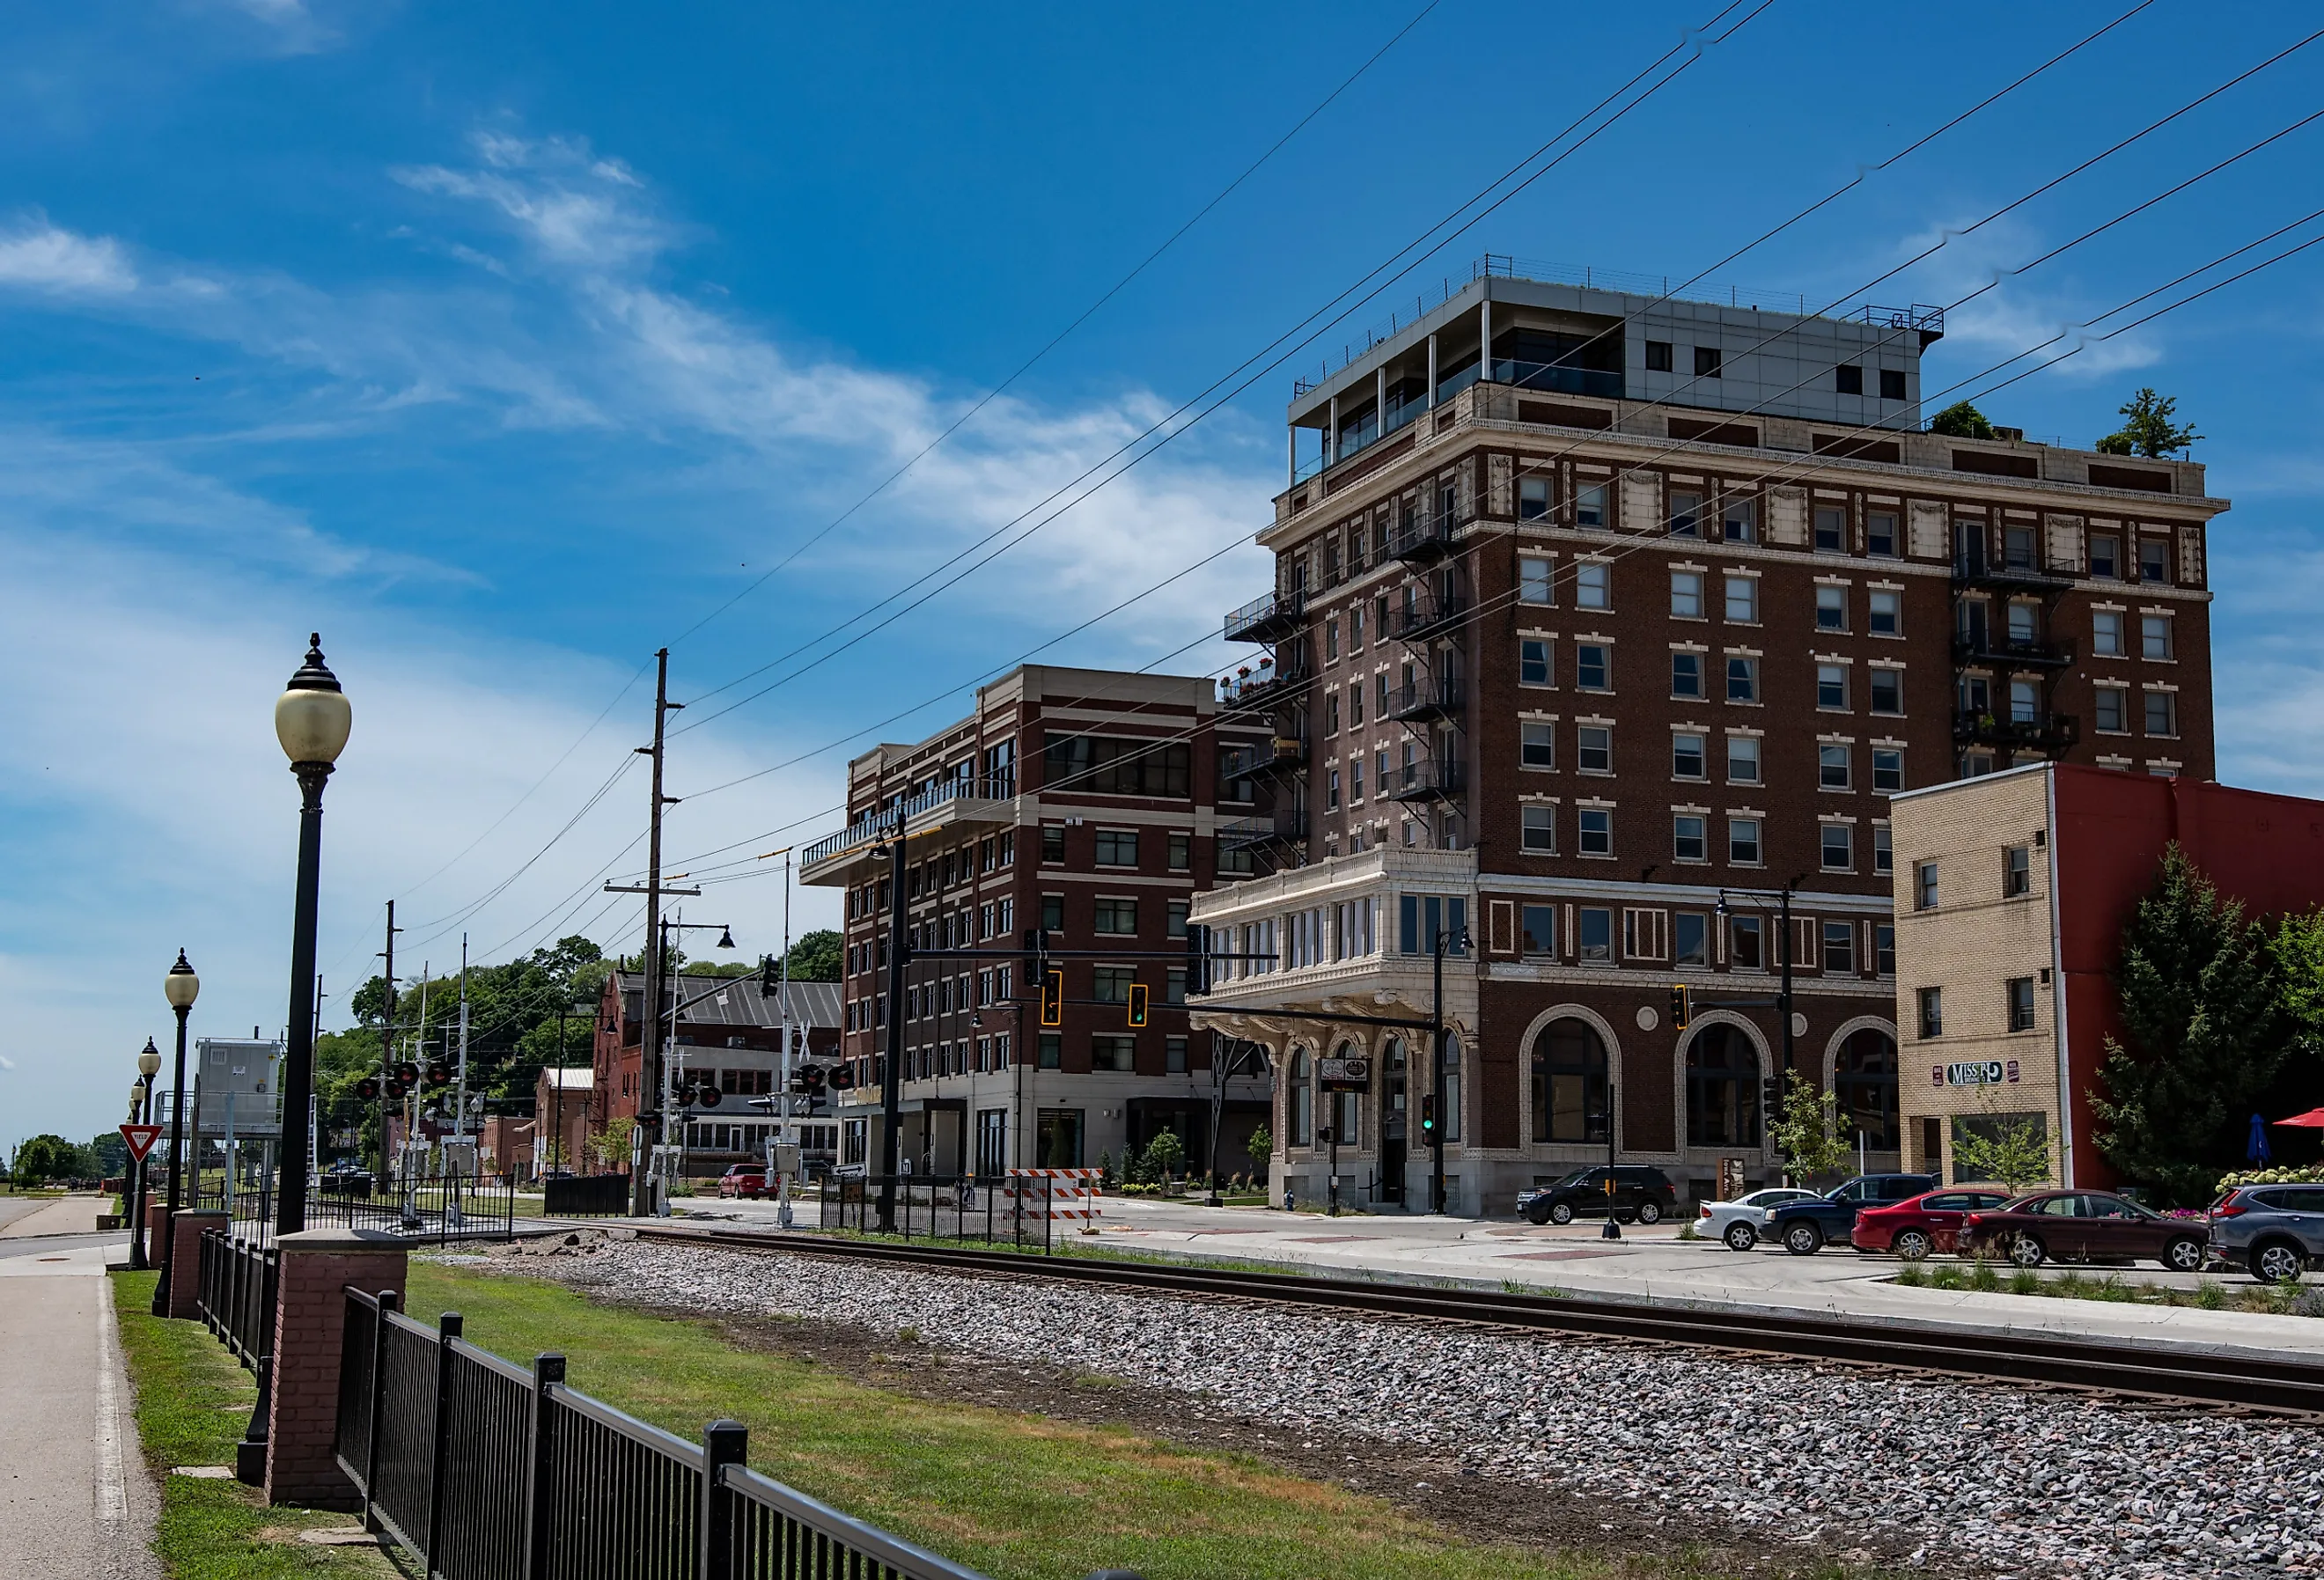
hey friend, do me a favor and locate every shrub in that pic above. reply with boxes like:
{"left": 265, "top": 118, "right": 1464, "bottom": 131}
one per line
{"left": 2008, "top": 1267, "right": 2041, "bottom": 1297}
{"left": 2194, "top": 1278, "right": 2227, "bottom": 1310}
{"left": 1968, "top": 1259, "right": 2000, "bottom": 1293}
{"left": 1895, "top": 1265, "right": 1926, "bottom": 1288}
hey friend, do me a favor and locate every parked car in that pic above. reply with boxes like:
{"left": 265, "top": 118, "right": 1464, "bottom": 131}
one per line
{"left": 717, "top": 1165, "right": 769, "bottom": 1200}
{"left": 2208, "top": 1184, "right": 2324, "bottom": 1282}
{"left": 1849, "top": 1188, "right": 2014, "bottom": 1258}
{"left": 1959, "top": 1189, "right": 2208, "bottom": 1271}
{"left": 1763, "top": 1173, "right": 1938, "bottom": 1255}
{"left": 1696, "top": 1187, "right": 1822, "bottom": 1251}
{"left": 1518, "top": 1165, "right": 1678, "bottom": 1226}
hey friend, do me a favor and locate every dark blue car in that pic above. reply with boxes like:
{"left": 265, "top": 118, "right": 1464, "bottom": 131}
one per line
{"left": 1761, "top": 1173, "right": 1937, "bottom": 1254}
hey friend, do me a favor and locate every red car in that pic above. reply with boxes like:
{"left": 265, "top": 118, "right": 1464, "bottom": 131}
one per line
{"left": 1849, "top": 1188, "right": 2014, "bottom": 1257}
{"left": 716, "top": 1166, "right": 769, "bottom": 1200}
{"left": 1960, "top": 1189, "right": 2207, "bottom": 1271}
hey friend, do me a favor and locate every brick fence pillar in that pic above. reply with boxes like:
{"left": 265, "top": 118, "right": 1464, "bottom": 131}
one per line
{"left": 165, "top": 1209, "right": 226, "bottom": 1319}
{"left": 144, "top": 1198, "right": 170, "bottom": 1272}
{"left": 262, "top": 1228, "right": 408, "bottom": 1510}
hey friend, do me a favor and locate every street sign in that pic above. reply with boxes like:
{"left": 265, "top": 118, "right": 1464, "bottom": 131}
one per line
{"left": 119, "top": 1123, "right": 162, "bottom": 1163}
{"left": 1319, "top": 1056, "right": 1371, "bottom": 1091}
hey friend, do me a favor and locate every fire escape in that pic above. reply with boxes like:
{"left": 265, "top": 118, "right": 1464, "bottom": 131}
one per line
{"left": 1951, "top": 519, "right": 2077, "bottom": 769}
{"left": 1383, "top": 482, "right": 1471, "bottom": 844}
{"left": 1221, "top": 577, "right": 1311, "bottom": 871}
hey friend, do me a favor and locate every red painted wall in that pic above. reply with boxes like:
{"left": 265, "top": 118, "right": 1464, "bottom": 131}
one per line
{"left": 2053, "top": 765, "right": 2324, "bottom": 1185}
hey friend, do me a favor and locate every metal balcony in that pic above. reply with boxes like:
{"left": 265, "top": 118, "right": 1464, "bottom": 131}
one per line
{"left": 1388, "top": 512, "right": 1461, "bottom": 565}
{"left": 1252, "top": 735, "right": 1308, "bottom": 780}
{"left": 1952, "top": 634, "right": 2073, "bottom": 670}
{"left": 1219, "top": 812, "right": 1309, "bottom": 851}
{"left": 1952, "top": 555, "right": 2070, "bottom": 595}
{"left": 1384, "top": 760, "right": 1466, "bottom": 802}
{"left": 1387, "top": 677, "right": 1465, "bottom": 722}
{"left": 1224, "top": 588, "right": 1307, "bottom": 644}
{"left": 1953, "top": 710, "right": 2079, "bottom": 754}
{"left": 1219, "top": 654, "right": 1312, "bottom": 715}
{"left": 1389, "top": 594, "right": 1469, "bottom": 643}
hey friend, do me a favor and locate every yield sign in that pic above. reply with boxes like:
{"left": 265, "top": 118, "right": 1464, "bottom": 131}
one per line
{"left": 119, "top": 1123, "right": 163, "bottom": 1164}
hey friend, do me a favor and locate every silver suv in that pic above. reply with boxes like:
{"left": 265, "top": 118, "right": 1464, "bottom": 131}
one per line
{"left": 2209, "top": 1185, "right": 2324, "bottom": 1282}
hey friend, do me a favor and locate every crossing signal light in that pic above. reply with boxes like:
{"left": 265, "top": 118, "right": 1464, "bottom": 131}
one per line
{"left": 828, "top": 1062, "right": 857, "bottom": 1091}
{"left": 1668, "top": 985, "right": 1691, "bottom": 1031}
{"left": 426, "top": 1062, "right": 450, "bottom": 1086}
{"left": 1418, "top": 1095, "right": 1438, "bottom": 1142}
{"left": 1040, "top": 967, "right": 1064, "bottom": 1028}
{"left": 386, "top": 1078, "right": 408, "bottom": 1099}
{"left": 1125, "top": 981, "right": 1149, "bottom": 1029}
{"left": 395, "top": 1062, "right": 420, "bottom": 1085}
{"left": 356, "top": 1077, "right": 379, "bottom": 1101}
{"left": 696, "top": 1086, "right": 722, "bottom": 1108}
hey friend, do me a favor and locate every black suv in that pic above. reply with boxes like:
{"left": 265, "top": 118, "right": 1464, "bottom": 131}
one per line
{"left": 1763, "top": 1172, "right": 1936, "bottom": 1254}
{"left": 1518, "top": 1166, "right": 1678, "bottom": 1226}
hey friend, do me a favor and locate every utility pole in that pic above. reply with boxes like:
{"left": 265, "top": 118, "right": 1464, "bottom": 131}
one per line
{"left": 879, "top": 836, "right": 908, "bottom": 1231}
{"left": 1430, "top": 929, "right": 1446, "bottom": 1216}
{"left": 776, "top": 848, "right": 795, "bottom": 1228}
{"left": 379, "top": 901, "right": 400, "bottom": 1184}
{"left": 455, "top": 935, "right": 471, "bottom": 1143}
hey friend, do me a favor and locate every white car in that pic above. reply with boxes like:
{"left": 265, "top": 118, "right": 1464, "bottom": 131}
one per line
{"left": 1696, "top": 1187, "right": 1822, "bottom": 1251}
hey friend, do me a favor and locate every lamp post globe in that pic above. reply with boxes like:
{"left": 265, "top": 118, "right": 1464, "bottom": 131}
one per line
{"left": 151, "top": 953, "right": 199, "bottom": 1313}
{"left": 137, "top": 1040, "right": 161, "bottom": 1080}
{"left": 274, "top": 634, "right": 349, "bottom": 1239}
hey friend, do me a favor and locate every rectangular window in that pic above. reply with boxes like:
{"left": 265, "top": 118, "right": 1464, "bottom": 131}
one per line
{"left": 2140, "top": 538, "right": 2171, "bottom": 584}
{"left": 1578, "top": 725, "right": 1612, "bottom": 774}
{"left": 2004, "top": 525, "right": 2036, "bottom": 570}
{"left": 1874, "top": 922, "right": 1896, "bottom": 975}
{"left": 1041, "top": 893, "right": 1065, "bottom": 930}
{"left": 2004, "top": 845, "right": 2032, "bottom": 898}
{"left": 1671, "top": 651, "right": 1703, "bottom": 699}
{"left": 1520, "top": 903, "right": 1556, "bottom": 956}
{"left": 1820, "top": 823, "right": 1853, "bottom": 871}
{"left": 2144, "top": 691, "right": 2177, "bottom": 737}
{"left": 2090, "top": 533, "right": 2122, "bottom": 580}
{"left": 1519, "top": 477, "right": 1550, "bottom": 521}
{"left": 1578, "top": 907, "right": 1614, "bottom": 963}
{"left": 1867, "top": 511, "right": 1899, "bottom": 558}
{"left": 1323, "top": 694, "right": 1339, "bottom": 737}
{"left": 1575, "top": 562, "right": 1610, "bottom": 609}
{"left": 1521, "top": 805, "right": 1555, "bottom": 854}
{"left": 2095, "top": 686, "right": 2129, "bottom": 733}
{"left": 1869, "top": 589, "right": 1900, "bottom": 636}
{"left": 1578, "top": 807, "right": 1613, "bottom": 856}
{"left": 1821, "top": 920, "right": 1855, "bottom": 974}
{"left": 1731, "top": 915, "right": 1763, "bottom": 969}
{"left": 1916, "top": 861, "right": 1938, "bottom": 910}
{"left": 1668, "top": 491, "right": 1703, "bottom": 539}
{"left": 1324, "top": 768, "right": 1340, "bottom": 810}
{"left": 1918, "top": 987, "right": 1944, "bottom": 1040}
{"left": 1166, "top": 1033, "right": 1188, "bottom": 1070}
{"left": 1376, "top": 672, "right": 1390, "bottom": 717}
{"left": 1728, "top": 816, "right": 1761, "bottom": 864}
{"left": 2007, "top": 679, "right": 2039, "bottom": 726}
{"left": 1814, "top": 505, "right": 1847, "bottom": 553}
{"left": 1835, "top": 364, "right": 1863, "bottom": 396}
{"left": 2007, "top": 602, "right": 2037, "bottom": 645}
{"left": 2007, "top": 976, "right": 2037, "bottom": 1032}
{"left": 1872, "top": 823, "right": 1893, "bottom": 876}
{"left": 1093, "top": 897, "right": 1138, "bottom": 935}
{"left": 1818, "top": 743, "right": 1850, "bottom": 790}
{"left": 1670, "top": 570, "right": 1704, "bottom": 618}
{"left": 1521, "top": 722, "right": 1555, "bottom": 769}
{"left": 1043, "top": 735, "right": 1192, "bottom": 798}
{"left": 1645, "top": 339, "right": 1673, "bottom": 372}
{"left": 1869, "top": 746, "right": 1902, "bottom": 793}
{"left": 1673, "top": 814, "right": 1706, "bottom": 862}
{"left": 2092, "top": 610, "right": 2123, "bottom": 656}
{"left": 1879, "top": 367, "right": 1907, "bottom": 401}
{"left": 1349, "top": 682, "right": 1364, "bottom": 729}
{"left": 1350, "top": 605, "right": 1364, "bottom": 650}
{"left": 1091, "top": 1035, "right": 1136, "bottom": 1073}
{"left": 1726, "top": 735, "right": 1761, "bottom": 783}
{"left": 1324, "top": 619, "right": 1338, "bottom": 663}
{"left": 1167, "top": 831, "right": 1191, "bottom": 871}
{"left": 2140, "top": 614, "right": 2173, "bottom": 660}
{"left": 1722, "top": 496, "right": 1756, "bottom": 544}
{"left": 1350, "top": 756, "right": 1364, "bottom": 802}
{"left": 1672, "top": 732, "right": 1705, "bottom": 779}
{"left": 1519, "top": 555, "right": 1554, "bottom": 604}
{"left": 1395, "top": 895, "right": 1468, "bottom": 955}
{"left": 1817, "top": 664, "right": 1849, "bottom": 710}
{"left": 1519, "top": 638, "right": 1552, "bottom": 687}
{"left": 1816, "top": 584, "right": 1847, "bottom": 630}
{"left": 1576, "top": 643, "right": 1610, "bottom": 691}
{"left": 1726, "top": 656, "right": 1758, "bottom": 702}
{"left": 1095, "top": 828, "right": 1140, "bottom": 867}
{"left": 1724, "top": 574, "right": 1758, "bottom": 623}
{"left": 1869, "top": 668, "right": 1902, "bottom": 715}
{"left": 1576, "top": 484, "right": 1609, "bottom": 530}
{"left": 1092, "top": 966, "right": 1136, "bottom": 1004}
{"left": 1040, "top": 1034, "right": 1063, "bottom": 1069}
{"left": 1041, "top": 825, "right": 1067, "bottom": 863}
{"left": 1166, "top": 900, "right": 1189, "bottom": 939}
{"left": 1674, "top": 912, "right": 1709, "bottom": 966}
{"left": 1695, "top": 345, "right": 1723, "bottom": 378}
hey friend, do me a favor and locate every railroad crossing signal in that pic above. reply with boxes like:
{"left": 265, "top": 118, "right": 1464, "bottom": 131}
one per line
{"left": 1125, "top": 982, "right": 1149, "bottom": 1029}
{"left": 1040, "top": 967, "right": 1065, "bottom": 1028}
{"left": 1668, "top": 985, "right": 1691, "bottom": 1031}
{"left": 356, "top": 1077, "right": 380, "bottom": 1101}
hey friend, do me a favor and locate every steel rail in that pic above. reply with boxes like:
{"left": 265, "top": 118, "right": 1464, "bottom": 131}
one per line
{"left": 630, "top": 1224, "right": 2324, "bottom": 1421}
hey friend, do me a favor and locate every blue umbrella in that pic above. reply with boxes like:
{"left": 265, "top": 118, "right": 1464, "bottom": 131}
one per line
{"left": 2249, "top": 1111, "right": 2273, "bottom": 1165}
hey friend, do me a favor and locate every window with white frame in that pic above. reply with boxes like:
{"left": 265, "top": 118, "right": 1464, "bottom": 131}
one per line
{"left": 2144, "top": 689, "right": 2178, "bottom": 737}
{"left": 1578, "top": 807, "right": 1613, "bottom": 856}
{"left": 1671, "top": 570, "right": 1703, "bottom": 619}
{"left": 1872, "top": 746, "right": 1903, "bottom": 793}
{"left": 1869, "top": 588, "right": 1901, "bottom": 636}
{"left": 1817, "top": 664, "right": 1849, "bottom": 709}
{"left": 1520, "top": 638, "right": 1552, "bottom": 687}
{"left": 2141, "top": 614, "right": 2173, "bottom": 660}
{"left": 1576, "top": 483, "right": 1609, "bottom": 529}
{"left": 1815, "top": 584, "right": 1847, "bottom": 631}
{"left": 1820, "top": 823, "right": 1853, "bottom": 871}
{"left": 1519, "top": 555, "right": 1554, "bottom": 605}
{"left": 1519, "top": 476, "right": 1550, "bottom": 520}
{"left": 1872, "top": 823, "right": 1893, "bottom": 875}
{"left": 1673, "top": 732, "right": 1706, "bottom": 779}
{"left": 1671, "top": 650, "right": 1704, "bottom": 699}
{"left": 1818, "top": 743, "right": 1850, "bottom": 790}
{"left": 1521, "top": 804, "right": 1555, "bottom": 854}
{"left": 2095, "top": 686, "right": 2129, "bottom": 733}
{"left": 1578, "top": 725, "right": 1612, "bottom": 773}
{"left": 1725, "top": 574, "right": 1758, "bottom": 623}
{"left": 1728, "top": 816, "right": 1762, "bottom": 864}
{"left": 1673, "top": 813, "right": 1707, "bottom": 862}
{"left": 1576, "top": 643, "right": 1611, "bottom": 691}
{"left": 1575, "top": 562, "right": 1611, "bottom": 609}
{"left": 1726, "top": 735, "right": 1761, "bottom": 783}
{"left": 1521, "top": 721, "right": 1555, "bottom": 769}
{"left": 1869, "top": 667, "right": 1903, "bottom": 715}
{"left": 1726, "top": 655, "right": 1759, "bottom": 702}
{"left": 2092, "top": 609, "right": 2124, "bottom": 656}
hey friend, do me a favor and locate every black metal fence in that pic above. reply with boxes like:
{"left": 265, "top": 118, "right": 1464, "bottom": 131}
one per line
{"left": 222, "top": 1172, "right": 517, "bottom": 1249}
{"left": 197, "top": 1228, "right": 278, "bottom": 1373}
{"left": 816, "top": 1175, "right": 1089, "bottom": 1253}
{"left": 337, "top": 1289, "right": 996, "bottom": 1580}
{"left": 544, "top": 1173, "right": 630, "bottom": 1217}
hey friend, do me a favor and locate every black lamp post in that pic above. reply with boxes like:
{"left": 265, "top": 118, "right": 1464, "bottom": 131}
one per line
{"left": 274, "top": 634, "right": 352, "bottom": 1238}
{"left": 151, "top": 952, "right": 200, "bottom": 1315}
{"left": 129, "top": 1040, "right": 161, "bottom": 1269}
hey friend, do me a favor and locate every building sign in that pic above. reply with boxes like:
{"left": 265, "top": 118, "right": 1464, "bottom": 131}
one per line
{"left": 1319, "top": 1056, "right": 1371, "bottom": 1091}
{"left": 1935, "top": 1060, "right": 2020, "bottom": 1087}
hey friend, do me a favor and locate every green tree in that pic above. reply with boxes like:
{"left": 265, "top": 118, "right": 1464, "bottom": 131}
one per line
{"left": 1769, "top": 1082, "right": 1853, "bottom": 1183}
{"left": 2095, "top": 387, "right": 2200, "bottom": 458}
{"left": 783, "top": 930, "right": 842, "bottom": 983}
{"left": 585, "top": 1114, "right": 636, "bottom": 1172}
{"left": 1927, "top": 401, "right": 1997, "bottom": 440}
{"left": 1245, "top": 1123, "right": 1272, "bottom": 1177}
{"left": 1949, "top": 1095, "right": 2055, "bottom": 1194}
{"left": 87, "top": 1131, "right": 129, "bottom": 1178}
{"left": 1143, "top": 1128, "right": 1187, "bottom": 1183}
{"left": 12, "top": 1134, "right": 92, "bottom": 1182}
{"left": 2091, "top": 846, "right": 2291, "bottom": 1205}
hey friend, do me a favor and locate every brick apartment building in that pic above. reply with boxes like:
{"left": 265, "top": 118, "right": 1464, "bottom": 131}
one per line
{"left": 800, "top": 665, "right": 1276, "bottom": 1178}
{"left": 1893, "top": 764, "right": 2322, "bottom": 1191}
{"left": 1188, "top": 261, "right": 2225, "bottom": 1212}
{"left": 592, "top": 971, "right": 842, "bottom": 1175}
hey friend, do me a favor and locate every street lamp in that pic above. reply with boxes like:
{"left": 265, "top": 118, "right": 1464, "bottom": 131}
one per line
{"left": 129, "top": 1040, "right": 161, "bottom": 1270}
{"left": 151, "top": 952, "right": 200, "bottom": 1314}
{"left": 274, "top": 634, "right": 352, "bottom": 1238}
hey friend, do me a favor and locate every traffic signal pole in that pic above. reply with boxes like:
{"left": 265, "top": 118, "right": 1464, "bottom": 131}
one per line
{"left": 879, "top": 837, "right": 908, "bottom": 1232}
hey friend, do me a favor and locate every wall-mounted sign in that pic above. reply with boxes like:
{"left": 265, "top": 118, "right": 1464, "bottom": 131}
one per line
{"left": 1319, "top": 1056, "right": 1371, "bottom": 1091}
{"left": 1935, "top": 1060, "right": 2020, "bottom": 1087}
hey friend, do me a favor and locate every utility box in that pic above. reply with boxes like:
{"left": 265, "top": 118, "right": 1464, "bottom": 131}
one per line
{"left": 194, "top": 1039, "right": 282, "bottom": 1140}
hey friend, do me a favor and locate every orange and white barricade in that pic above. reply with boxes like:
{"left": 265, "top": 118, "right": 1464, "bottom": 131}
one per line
{"left": 1004, "top": 1168, "right": 1105, "bottom": 1226}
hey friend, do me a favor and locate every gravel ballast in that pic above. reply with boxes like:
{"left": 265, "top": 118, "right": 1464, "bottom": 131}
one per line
{"left": 481, "top": 1235, "right": 2324, "bottom": 1577}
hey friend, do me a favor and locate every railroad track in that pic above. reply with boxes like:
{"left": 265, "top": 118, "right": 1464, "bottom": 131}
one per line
{"left": 627, "top": 1224, "right": 2324, "bottom": 1422}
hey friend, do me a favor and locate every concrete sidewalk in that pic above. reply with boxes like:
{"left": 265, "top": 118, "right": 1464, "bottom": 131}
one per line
{"left": 0, "top": 1192, "right": 109, "bottom": 1238}
{"left": 0, "top": 1246, "right": 158, "bottom": 1579}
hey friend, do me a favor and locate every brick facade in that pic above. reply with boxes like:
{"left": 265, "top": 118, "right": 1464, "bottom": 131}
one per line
{"left": 262, "top": 1229, "right": 408, "bottom": 1510}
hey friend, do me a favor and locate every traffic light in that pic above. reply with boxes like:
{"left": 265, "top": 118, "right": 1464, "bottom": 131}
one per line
{"left": 1668, "top": 985, "right": 1691, "bottom": 1031}
{"left": 1125, "top": 981, "right": 1149, "bottom": 1029}
{"left": 1185, "top": 924, "right": 1210, "bottom": 996}
{"left": 1040, "top": 966, "right": 1064, "bottom": 1028}
{"left": 356, "top": 1077, "right": 379, "bottom": 1101}
{"left": 1418, "top": 1095, "right": 1438, "bottom": 1143}
{"left": 761, "top": 952, "right": 780, "bottom": 994}
{"left": 1761, "top": 1076, "right": 1784, "bottom": 1119}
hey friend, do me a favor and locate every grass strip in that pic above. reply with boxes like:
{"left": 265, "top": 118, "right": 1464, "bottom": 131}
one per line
{"left": 109, "top": 1270, "right": 394, "bottom": 1579}
{"left": 408, "top": 1257, "right": 1876, "bottom": 1580}
{"left": 1892, "top": 1260, "right": 2318, "bottom": 1315}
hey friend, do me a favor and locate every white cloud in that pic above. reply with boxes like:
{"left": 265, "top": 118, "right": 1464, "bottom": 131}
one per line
{"left": 0, "top": 219, "right": 137, "bottom": 296}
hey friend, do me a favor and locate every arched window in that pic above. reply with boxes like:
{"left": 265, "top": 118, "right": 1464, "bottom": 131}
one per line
{"left": 1290, "top": 1047, "right": 1313, "bottom": 1147}
{"left": 1328, "top": 1040, "right": 1364, "bottom": 1145}
{"left": 1833, "top": 1027, "right": 1900, "bottom": 1150}
{"left": 1530, "top": 1018, "right": 1609, "bottom": 1143}
{"left": 1685, "top": 1024, "right": 1761, "bottom": 1148}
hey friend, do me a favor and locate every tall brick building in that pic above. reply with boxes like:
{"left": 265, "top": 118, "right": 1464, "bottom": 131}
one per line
{"left": 1188, "top": 262, "right": 2225, "bottom": 1211}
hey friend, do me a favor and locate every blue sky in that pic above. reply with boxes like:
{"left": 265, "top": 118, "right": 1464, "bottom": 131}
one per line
{"left": 4, "top": 0, "right": 2323, "bottom": 1149}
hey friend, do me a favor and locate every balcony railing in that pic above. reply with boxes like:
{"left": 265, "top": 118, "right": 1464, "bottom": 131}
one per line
{"left": 1953, "top": 710, "right": 2079, "bottom": 753}
{"left": 1485, "top": 358, "right": 1623, "bottom": 401}
{"left": 1384, "top": 760, "right": 1467, "bottom": 802}
{"left": 1388, "top": 511, "right": 1465, "bottom": 563}
{"left": 1219, "top": 812, "right": 1308, "bottom": 851}
{"left": 1953, "top": 634, "right": 2073, "bottom": 670}
{"left": 1953, "top": 555, "right": 2070, "bottom": 593}
{"left": 1389, "top": 594, "right": 1469, "bottom": 643}
{"left": 1224, "top": 587, "right": 1307, "bottom": 644}
{"left": 1388, "top": 677, "right": 1465, "bottom": 722}
{"left": 802, "top": 776, "right": 1015, "bottom": 870}
{"left": 1219, "top": 653, "right": 1312, "bottom": 715}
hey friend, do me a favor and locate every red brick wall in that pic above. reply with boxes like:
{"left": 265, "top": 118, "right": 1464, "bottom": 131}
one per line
{"left": 263, "top": 1242, "right": 408, "bottom": 1510}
